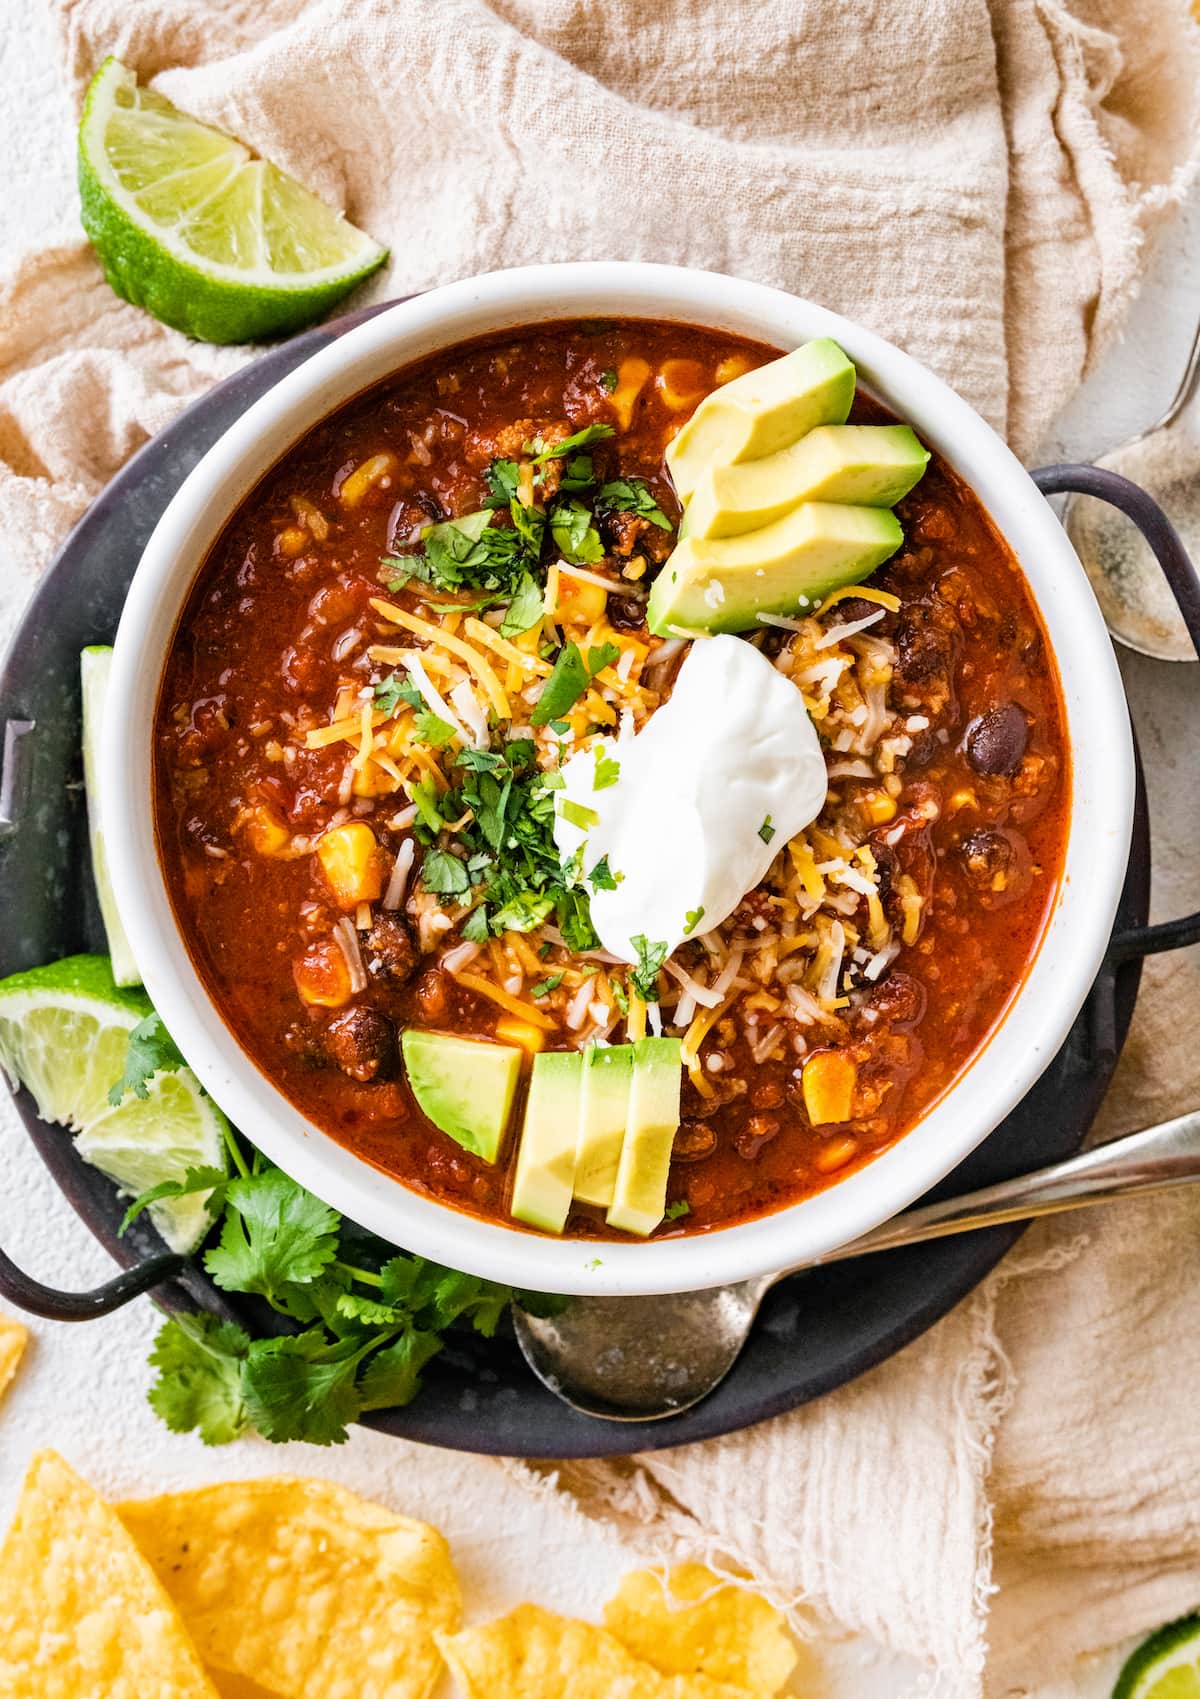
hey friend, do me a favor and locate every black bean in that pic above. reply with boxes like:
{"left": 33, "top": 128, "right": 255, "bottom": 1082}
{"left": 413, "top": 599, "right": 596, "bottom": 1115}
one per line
{"left": 959, "top": 827, "right": 1033, "bottom": 907}
{"left": 966, "top": 705, "right": 1029, "bottom": 776}
{"left": 325, "top": 1007, "right": 398, "bottom": 1082}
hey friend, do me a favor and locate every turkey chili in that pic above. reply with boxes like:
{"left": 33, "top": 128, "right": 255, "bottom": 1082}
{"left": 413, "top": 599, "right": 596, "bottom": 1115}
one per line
{"left": 154, "top": 319, "right": 1069, "bottom": 1239}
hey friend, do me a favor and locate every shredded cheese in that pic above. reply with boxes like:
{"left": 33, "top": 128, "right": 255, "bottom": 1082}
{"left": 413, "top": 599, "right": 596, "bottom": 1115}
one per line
{"left": 369, "top": 598, "right": 511, "bottom": 717}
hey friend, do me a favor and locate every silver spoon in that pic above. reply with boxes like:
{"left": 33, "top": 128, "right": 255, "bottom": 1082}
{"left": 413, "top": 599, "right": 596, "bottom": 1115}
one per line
{"left": 1064, "top": 318, "right": 1200, "bottom": 660}
{"left": 513, "top": 1107, "right": 1200, "bottom": 1421}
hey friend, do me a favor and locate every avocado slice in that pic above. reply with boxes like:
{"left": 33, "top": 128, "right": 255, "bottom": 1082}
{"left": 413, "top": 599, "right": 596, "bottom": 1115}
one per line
{"left": 682, "top": 424, "right": 930, "bottom": 540}
{"left": 511, "top": 1050, "right": 583, "bottom": 1233}
{"left": 401, "top": 1030, "right": 521, "bottom": 1162}
{"left": 574, "top": 1043, "right": 634, "bottom": 1208}
{"left": 647, "top": 501, "right": 903, "bottom": 636}
{"left": 666, "top": 339, "right": 855, "bottom": 503}
{"left": 606, "top": 1037, "right": 683, "bottom": 1237}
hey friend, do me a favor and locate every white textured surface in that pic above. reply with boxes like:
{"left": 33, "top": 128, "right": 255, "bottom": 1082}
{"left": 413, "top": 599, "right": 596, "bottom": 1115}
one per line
{"left": 0, "top": 7, "right": 1198, "bottom": 1695}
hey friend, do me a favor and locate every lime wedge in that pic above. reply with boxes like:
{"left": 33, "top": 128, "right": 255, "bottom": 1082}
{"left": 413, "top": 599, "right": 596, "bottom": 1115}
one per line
{"left": 81, "top": 647, "right": 140, "bottom": 987}
{"left": 1115, "top": 1615, "right": 1200, "bottom": 1699}
{"left": 0, "top": 955, "right": 228, "bottom": 1253}
{"left": 78, "top": 58, "right": 388, "bottom": 343}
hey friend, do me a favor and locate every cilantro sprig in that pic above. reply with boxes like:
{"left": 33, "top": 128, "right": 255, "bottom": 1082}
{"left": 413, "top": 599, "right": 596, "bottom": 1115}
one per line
{"left": 108, "top": 1014, "right": 186, "bottom": 1106}
{"left": 131, "top": 1127, "right": 562, "bottom": 1446}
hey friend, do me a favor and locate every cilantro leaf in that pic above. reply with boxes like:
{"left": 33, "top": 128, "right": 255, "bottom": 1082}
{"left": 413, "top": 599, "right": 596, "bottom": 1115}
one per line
{"left": 241, "top": 1330, "right": 370, "bottom": 1446}
{"left": 593, "top": 747, "right": 620, "bottom": 790}
{"left": 409, "top": 777, "right": 445, "bottom": 834}
{"left": 759, "top": 815, "right": 776, "bottom": 844}
{"left": 529, "top": 422, "right": 614, "bottom": 462}
{"left": 560, "top": 799, "right": 599, "bottom": 832}
{"left": 412, "top": 710, "right": 457, "bottom": 747}
{"left": 600, "top": 368, "right": 618, "bottom": 394}
{"left": 374, "top": 672, "right": 422, "bottom": 714}
{"left": 491, "top": 890, "right": 556, "bottom": 933}
{"left": 551, "top": 498, "right": 604, "bottom": 565}
{"left": 683, "top": 905, "right": 705, "bottom": 936}
{"left": 421, "top": 848, "right": 470, "bottom": 897}
{"left": 461, "top": 905, "right": 491, "bottom": 943}
{"left": 530, "top": 973, "right": 564, "bottom": 999}
{"left": 204, "top": 1169, "right": 340, "bottom": 1308}
{"left": 531, "top": 640, "right": 618, "bottom": 726}
{"left": 588, "top": 855, "right": 619, "bottom": 891}
{"left": 484, "top": 457, "right": 520, "bottom": 506}
{"left": 630, "top": 934, "right": 669, "bottom": 1002}
{"left": 119, "top": 1164, "right": 229, "bottom": 1238}
{"left": 108, "top": 1013, "right": 186, "bottom": 1107}
{"left": 664, "top": 1199, "right": 691, "bottom": 1221}
{"left": 357, "top": 1331, "right": 444, "bottom": 1411}
{"left": 597, "top": 477, "right": 672, "bottom": 530}
{"left": 499, "top": 572, "right": 544, "bottom": 639}
{"left": 611, "top": 978, "right": 630, "bottom": 1017}
{"left": 147, "top": 1313, "right": 251, "bottom": 1446}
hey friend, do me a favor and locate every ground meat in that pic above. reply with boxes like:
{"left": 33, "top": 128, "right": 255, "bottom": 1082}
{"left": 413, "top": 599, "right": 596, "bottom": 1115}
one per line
{"left": 893, "top": 599, "right": 961, "bottom": 719}
{"left": 600, "top": 507, "right": 673, "bottom": 564}
{"left": 325, "top": 1007, "right": 398, "bottom": 1082}
{"left": 959, "top": 827, "right": 1033, "bottom": 908}
{"left": 866, "top": 970, "right": 926, "bottom": 1027}
{"left": 672, "top": 1122, "right": 716, "bottom": 1162}
{"left": 364, "top": 913, "right": 418, "bottom": 984}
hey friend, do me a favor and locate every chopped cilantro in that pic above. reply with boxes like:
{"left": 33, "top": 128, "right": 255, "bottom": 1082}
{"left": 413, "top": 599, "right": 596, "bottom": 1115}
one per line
{"left": 528, "top": 422, "right": 614, "bottom": 463}
{"left": 611, "top": 979, "right": 630, "bottom": 1017}
{"left": 596, "top": 477, "right": 672, "bottom": 531}
{"left": 683, "top": 905, "right": 705, "bottom": 936}
{"left": 550, "top": 498, "right": 604, "bottom": 565}
{"left": 630, "top": 934, "right": 669, "bottom": 1002}
{"left": 600, "top": 368, "right": 618, "bottom": 394}
{"left": 560, "top": 799, "right": 599, "bottom": 832}
{"left": 528, "top": 640, "right": 617, "bottom": 725}
{"left": 499, "top": 572, "right": 544, "bottom": 639}
{"left": 664, "top": 1200, "right": 692, "bottom": 1221}
{"left": 558, "top": 453, "right": 598, "bottom": 494}
{"left": 374, "top": 672, "right": 422, "bottom": 715}
{"left": 409, "top": 778, "right": 444, "bottom": 835}
{"left": 108, "top": 1013, "right": 186, "bottom": 1106}
{"left": 484, "top": 457, "right": 520, "bottom": 506}
{"left": 588, "top": 855, "right": 620, "bottom": 891}
{"left": 461, "top": 905, "right": 491, "bottom": 943}
{"left": 530, "top": 972, "right": 564, "bottom": 999}
{"left": 412, "top": 710, "right": 456, "bottom": 747}
{"left": 593, "top": 746, "right": 620, "bottom": 790}
{"left": 758, "top": 816, "right": 776, "bottom": 844}
{"left": 491, "top": 890, "right": 556, "bottom": 933}
{"left": 421, "top": 848, "right": 470, "bottom": 897}
{"left": 383, "top": 501, "right": 540, "bottom": 598}
{"left": 549, "top": 718, "right": 571, "bottom": 736}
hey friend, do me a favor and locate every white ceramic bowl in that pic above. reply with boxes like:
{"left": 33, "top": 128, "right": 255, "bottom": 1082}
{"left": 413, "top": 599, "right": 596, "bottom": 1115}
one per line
{"left": 104, "top": 262, "right": 1134, "bottom": 1296}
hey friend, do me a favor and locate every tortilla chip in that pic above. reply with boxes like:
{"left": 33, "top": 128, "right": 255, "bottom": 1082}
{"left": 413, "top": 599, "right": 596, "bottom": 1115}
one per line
{"left": 604, "top": 1564, "right": 798, "bottom": 1694}
{"left": 0, "top": 1310, "right": 27, "bottom": 1404}
{"left": 118, "top": 1476, "right": 460, "bottom": 1699}
{"left": 0, "top": 1449, "right": 219, "bottom": 1698}
{"left": 206, "top": 1672, "right": 280, "bottom": 1699}
{"left": 436, "top": 1603, "right": 758, "bottom": 1699}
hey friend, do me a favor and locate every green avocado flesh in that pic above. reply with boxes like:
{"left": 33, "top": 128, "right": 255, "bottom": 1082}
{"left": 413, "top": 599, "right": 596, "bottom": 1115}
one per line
{"left": 681, "top": 423, "right": 930, "bottom": 540}
{"left": 511, "top": 1050, "right": 583, "bottom": 1233}
{"left": 647, "top": 501, "right": 903, "bottom": 636}
{"left": 665, "top": 338, "right": 856, "bottom": 502}
{"left": 400, "top": 1030, "right": 521, "bottom": 1162}
{"left": 607, "top": 1037, "right": 683, "bottom": 1238}
{"left": 574, "top": 1043, "right": 634, "bottom": 1208}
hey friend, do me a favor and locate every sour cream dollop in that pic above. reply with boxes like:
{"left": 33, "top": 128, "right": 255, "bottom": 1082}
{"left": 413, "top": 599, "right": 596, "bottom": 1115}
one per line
{"left": 552, "top": 634, "right": 826, "bottom": 963}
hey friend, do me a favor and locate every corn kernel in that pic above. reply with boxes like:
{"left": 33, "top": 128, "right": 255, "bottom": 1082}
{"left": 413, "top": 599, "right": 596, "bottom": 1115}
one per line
{"left": 656, "top": 358, "right": 709, "bottom": 410}
{"left": 608, "top": 357, "right": 651, "bottom": 431}
{"left": 801, "top": 1050, "right": 857, "bottom": 1125}
{"left": 293, "top": 940, "right": 353, "bottom": 1008}
{"left": 338, "top": 452, "right": 398, "bottom": 509}
{"left": 495, "top": 1016, "right": 547, "bottom": 1054}
{"left": 863, "top": 792, "right": 897, "bottom": 826}
{"left": 715, "top": 353, "right": 754, "bottom": 385}
{"left": 554, "top": 575, "right": 608, "bottom": 625}
{"left": 947, "top": 788, "right": 978, "bottom": 814}
{"left": 352, "top": 759, "right": 399, "bottom": 799}
{"left": 622, "top": 554, "right": 647, "bottom": 582}
{"left": 316, "top": 822, "right": 385, "bottom": 909}
{"left": 239, "top": 801, "right": 291, "bottom": 857}
{"left": 274, "top": 526, "right": 308, "bottom": 558}
{"left": 814, "top": 1134, "right": 860, "bottom": 1173}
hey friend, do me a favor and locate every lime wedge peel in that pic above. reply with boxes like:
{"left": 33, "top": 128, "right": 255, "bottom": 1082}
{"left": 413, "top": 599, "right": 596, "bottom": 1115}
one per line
{"left": 0, "top": 955, "right": 228, "bottom": 1254}
{"left": 81, "top": 647, "right": 141, "bottom": 988}
{"left": 1114, "top": 1613, "right": 1200, "bottom": 1699}
{"left": 78, "top": 57, "right": 388, "bottom": 344}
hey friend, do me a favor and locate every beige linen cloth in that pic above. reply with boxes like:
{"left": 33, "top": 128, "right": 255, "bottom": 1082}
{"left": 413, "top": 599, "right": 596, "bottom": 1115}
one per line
{"left": 4, "top": 1, "right": 1200, "bottom": 1692}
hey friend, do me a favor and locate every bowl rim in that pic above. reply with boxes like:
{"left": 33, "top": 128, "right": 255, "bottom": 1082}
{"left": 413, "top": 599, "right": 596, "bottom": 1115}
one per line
{"left": 102, "top": 261, "right": 1134, "bottom": 1296}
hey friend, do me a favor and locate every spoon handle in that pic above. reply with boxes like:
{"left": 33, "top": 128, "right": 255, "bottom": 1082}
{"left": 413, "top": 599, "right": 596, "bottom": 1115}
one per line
{"left": 818, "top": 1109, "right": 1200, "bottom": 1263}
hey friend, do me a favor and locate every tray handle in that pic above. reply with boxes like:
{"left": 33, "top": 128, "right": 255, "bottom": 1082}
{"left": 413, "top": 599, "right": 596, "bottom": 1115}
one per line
{"left": 1034, "top": 463, "right": 1200, "bottom": 964}
{"left": 0, "top": 1242, "right": 186, "bottom": 1320}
